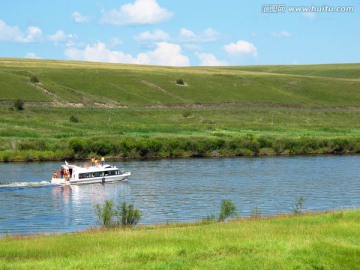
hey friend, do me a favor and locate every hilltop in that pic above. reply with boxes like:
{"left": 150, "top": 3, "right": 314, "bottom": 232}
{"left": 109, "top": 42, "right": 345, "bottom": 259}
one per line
{"left": 1, "top": 58, "right": 360, "bottom": 108}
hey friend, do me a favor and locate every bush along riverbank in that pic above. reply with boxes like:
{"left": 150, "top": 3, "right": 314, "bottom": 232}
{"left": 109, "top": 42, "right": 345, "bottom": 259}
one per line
{"left": 1, "top": 134, "right": 360, "bottom": 162}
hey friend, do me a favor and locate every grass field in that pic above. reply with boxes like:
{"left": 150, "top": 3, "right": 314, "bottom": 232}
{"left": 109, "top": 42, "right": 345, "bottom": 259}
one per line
{"left": 1, "top": 58, "right": 360, "bottom": 161}
{"left": 1, "top": 210, "right": 359, "bottom": 269}
{"left": 1, "top": 58, "right": 360, "bottom": 107}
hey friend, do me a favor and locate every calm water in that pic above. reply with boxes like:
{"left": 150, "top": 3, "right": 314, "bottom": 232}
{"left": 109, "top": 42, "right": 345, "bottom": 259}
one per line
{"left": 0, "top": 156, "right": 359, "bottom": 236}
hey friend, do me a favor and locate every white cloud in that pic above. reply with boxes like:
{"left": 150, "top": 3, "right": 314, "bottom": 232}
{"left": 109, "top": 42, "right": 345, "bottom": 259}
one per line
{"left": 271, "top": 31, "right": 291, "bottom": 38}
{"left": 100, "top": 0, "right": 173, "bottom": 25}
{"left": 0, "top": 20, "right": 23, "bottom": 42}
{"left": 303, "top": 12, "right": 316, "bottom": 20}
{"left": 196, "top": 52, "right": 227, "bottom": 66}
{"left": 134, "top": 29, "right": 170, "bottom": 42}
{"left": 178, "top": 28, "right": 221, "bottom": 42}
{"left": 224, "top": 40, "right": 258, "bottom": 56}
{"left": 136, "top": 42, "right": 190, "bottom": 66}
{"left": 65, "top": 42, "right": 135, "bottom": 63}
{"left": 25, "top": 26, "right": 43, "bottom": 42}
{"left": 0, "top": 20, "right": 42, "bottom": 43}
{"left": 72, "top": 11, "right": 90, "bottom": 23}
{"left": 65, "top": 41, "right": 190, "bottom": 66}
{"left": 179, "top": 28, "right": 196, "bottom": 39}
{"left": 25, "top": 52, "right": 41, "bottom": 59}
{"left": 48, "top": 30, "right": 76, "bottom": 43}
{"left": 110, "top": 38, "right": 123, "bottom": 47}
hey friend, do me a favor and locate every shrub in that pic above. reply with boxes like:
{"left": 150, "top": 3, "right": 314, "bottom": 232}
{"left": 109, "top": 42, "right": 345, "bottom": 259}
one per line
{"left": 182, "top": 111, "right": 192, "bottom": 118}
{"left": 95, "top": 200, "right": 117, "bottom": 227}
{"left": 293, "top": 196, "right": 305, "bottom": 215}
{"left": 176, "top": 79, "right": 185, "bottom": 85}
{"left": 70, "top": 115, "right": 79, "bottom": 123}
{"left": 30, "top": 75, "right": 39, "bottom": 83}
{"left": 218, "top": 199, "right": 237, "bottom": 221}
{"left": 118, "top": 202, "right": 141, "bottom": 226}
{"left": 95, "top": 200, "right": 141, "bottom": 228}
{"left": 69, "top": 138, "right": 89, "bottom": 158}
{"left": 14, "top": 99, "right": 24, "bottom": 111}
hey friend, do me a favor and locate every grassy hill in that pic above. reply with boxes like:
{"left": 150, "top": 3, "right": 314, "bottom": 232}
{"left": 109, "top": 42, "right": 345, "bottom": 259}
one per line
{"left": 1, "top": 58, "right": 360, "bottom": 107}
{"left": 1, "top": 58, "right": 360, "bottom": 161}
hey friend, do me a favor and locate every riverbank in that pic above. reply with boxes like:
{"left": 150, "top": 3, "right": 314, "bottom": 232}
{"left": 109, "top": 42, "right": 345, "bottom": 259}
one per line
{"left": 1, "top": 106, "right": 360, "bottom": 162}
{"left": 1, "top": 210, "right": 359, "bottom": 269}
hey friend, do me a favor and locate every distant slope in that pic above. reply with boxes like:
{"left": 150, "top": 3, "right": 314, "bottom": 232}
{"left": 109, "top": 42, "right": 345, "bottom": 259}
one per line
{"left": 218, "top": 63, "right": 360, "bottom": 79}
{"left": 1, "top": 58, "right": 360, "bottom": 107}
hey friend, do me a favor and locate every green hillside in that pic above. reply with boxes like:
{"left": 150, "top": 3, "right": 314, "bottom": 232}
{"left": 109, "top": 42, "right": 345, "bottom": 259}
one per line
{"left": 1, "top": 58, "right": 360, "bottom": 107}
{"left": 1, "top": 58, "right": 360, "bottom": 161}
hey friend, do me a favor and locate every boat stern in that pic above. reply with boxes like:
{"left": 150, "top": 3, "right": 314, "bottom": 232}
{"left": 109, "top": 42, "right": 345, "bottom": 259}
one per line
{"left": 51, "top": 178, "right": 70, "bottom": 186}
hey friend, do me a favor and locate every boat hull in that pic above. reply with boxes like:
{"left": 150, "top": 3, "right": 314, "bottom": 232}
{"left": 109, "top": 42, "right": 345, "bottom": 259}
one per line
{"left": 51, "top": 172, "right": 131, "bottom": 186}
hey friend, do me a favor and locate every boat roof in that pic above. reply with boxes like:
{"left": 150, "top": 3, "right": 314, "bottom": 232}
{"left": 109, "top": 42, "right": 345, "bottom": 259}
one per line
{"left": 60, "top": 164, "right": 118, "bottom": 173}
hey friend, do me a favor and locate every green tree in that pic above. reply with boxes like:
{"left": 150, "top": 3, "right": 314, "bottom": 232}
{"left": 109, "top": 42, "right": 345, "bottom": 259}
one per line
{"left": 218, "top": 199, "right": 237, "bottom": 221}
{"left": 95, "top": 200, "right": 117, "bottom": 227}
{"left": 118, "top": 202, "right": 141, "bottom": 226}
{"left": 94, "top": 200, "right": 141, "bottom": 228}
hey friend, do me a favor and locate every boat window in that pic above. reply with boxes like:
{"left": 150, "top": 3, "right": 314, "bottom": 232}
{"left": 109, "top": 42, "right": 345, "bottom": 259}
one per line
{"left": 78, "top": 171, "right": 117, "bottom": 179}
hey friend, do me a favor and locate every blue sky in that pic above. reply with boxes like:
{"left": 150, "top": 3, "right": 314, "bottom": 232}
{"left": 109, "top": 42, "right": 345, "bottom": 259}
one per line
{"left": 0, "top": 0, "right": 359, "bottom": 66}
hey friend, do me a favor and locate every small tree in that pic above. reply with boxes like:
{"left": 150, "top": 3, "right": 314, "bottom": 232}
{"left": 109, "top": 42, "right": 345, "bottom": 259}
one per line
{"left": 95, "top": 200, "right": 141, "bottom": 228}
{"left": 95, "top": 200, "right": 117, "bottom": 227}
{"left": 14, "top": 99, "right": 24, "bottom": 111}
{"left": 218, "top": 199, "right": 237, "bottom": 221}
{"left": 118, "top": 202, "right": 141, "bottom": 226}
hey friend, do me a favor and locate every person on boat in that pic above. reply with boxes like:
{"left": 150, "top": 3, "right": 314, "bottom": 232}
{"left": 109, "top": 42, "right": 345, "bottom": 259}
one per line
{"left": 52, "top": 172, "right": 57, "bottom": 179}
{"left": 64, "top": 169, "right": 70, "bottom": 181}
{"left": 101, "top": 156, "right": 105, "bottom": 166}
{"left": 91, "top": 157, "right": 95, "bottom": 167}
{"left": 94, "top": 158, "right": 99, "bottom": 167}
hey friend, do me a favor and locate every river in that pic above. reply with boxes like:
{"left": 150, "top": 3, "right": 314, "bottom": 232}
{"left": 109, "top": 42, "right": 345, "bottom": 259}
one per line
{"left": 0, "top": 155, "right": 359, "bottom": 236}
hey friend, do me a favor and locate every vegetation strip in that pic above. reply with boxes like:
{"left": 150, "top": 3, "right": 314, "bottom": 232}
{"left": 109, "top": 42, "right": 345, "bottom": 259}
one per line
{"left": 1, "top": 210, "right": 359, "bottom": 269}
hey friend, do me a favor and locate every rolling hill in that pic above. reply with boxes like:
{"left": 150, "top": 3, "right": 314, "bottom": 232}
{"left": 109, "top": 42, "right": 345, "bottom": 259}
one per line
{"left": 1, "top": 58, "right": 360, "bottom": 108}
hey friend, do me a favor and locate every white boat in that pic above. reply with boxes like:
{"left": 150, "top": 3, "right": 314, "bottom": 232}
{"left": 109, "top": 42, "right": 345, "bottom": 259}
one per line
{"left": 51, "top": 162, "right": 131, "bottom": 185}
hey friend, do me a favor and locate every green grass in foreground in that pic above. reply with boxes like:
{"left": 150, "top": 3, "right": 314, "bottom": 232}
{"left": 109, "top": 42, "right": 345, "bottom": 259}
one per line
{"left": 0, "top": 210, "right": 359, "bottom": 269}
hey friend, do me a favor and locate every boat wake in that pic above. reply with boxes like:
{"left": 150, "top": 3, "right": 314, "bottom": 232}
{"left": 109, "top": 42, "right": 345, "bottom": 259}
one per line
{"left": 0, "top": 181, "right": 52, "bottom": 188}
